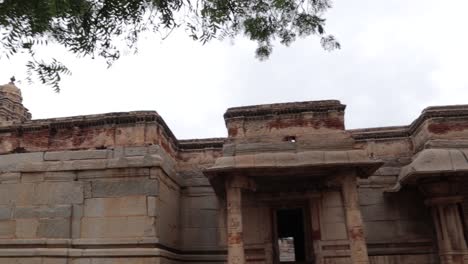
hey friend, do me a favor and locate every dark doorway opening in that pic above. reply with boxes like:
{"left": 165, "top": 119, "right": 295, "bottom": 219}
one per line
{"left": 276, "top": 208, "right": 306, "bottom": 263}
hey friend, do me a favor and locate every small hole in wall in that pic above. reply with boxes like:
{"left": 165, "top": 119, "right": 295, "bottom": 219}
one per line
{"left": 284, "top": 136, "right": 296, "bottom": 143}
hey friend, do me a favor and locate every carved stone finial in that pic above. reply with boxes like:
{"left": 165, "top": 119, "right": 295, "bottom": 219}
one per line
{"left": 9, "top": 76, "right": 15, "bottom": 85}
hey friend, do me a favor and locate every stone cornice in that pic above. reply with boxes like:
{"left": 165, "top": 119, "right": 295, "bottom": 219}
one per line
{"left": 350, "top": 104, "right": 468, "bottom": 140}
{"left": 0, "top": 111, "right": 224, "bottom": 153}
{"left": 0, "top": 110, "right": 169, "bottom": 134}
{"left": 350, "top": 126, "right": 409, "bottom": 140}
{"left": 224, "top": 100, "right": 346, "bottom": 120}
{"left": 178, "top": 138, "right": 225, "bottom": 151}
{"left": 0, "top": 103, "right": 467, "bottom": 151}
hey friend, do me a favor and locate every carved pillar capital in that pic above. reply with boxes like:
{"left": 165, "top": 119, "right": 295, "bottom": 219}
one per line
{"left": 226, "top": 175, "right": 256, "bottom": 191}
{"left": 425, "top": 196, "right": 464, "bottom": 207}
{"left": 419, "top": 180, "right": 462, "bottom": 198}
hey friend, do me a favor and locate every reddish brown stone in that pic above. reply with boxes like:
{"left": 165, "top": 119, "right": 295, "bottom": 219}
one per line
{"left": 266, "top": 116, "right": 344, "bottom": 130}
{"left": 228, "top": 232, "right": 243, "bottom": 244}
{"left": 228, "top": 127, "right": 238, "bottom": 137}
{"left": 428, "top": 122, "right": 468, "bottom": 134}
{"left": 322, "top": 117, "right": 345, "bottom": 129}
{"left": 311, "top": 230, "right": 321, "bottom": 240}
{"left": 349, "top": 226, "right": 365, "bottom": 240}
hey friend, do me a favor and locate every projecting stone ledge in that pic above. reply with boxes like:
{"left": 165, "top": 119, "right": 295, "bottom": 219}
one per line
{"left": 399, "top": 148, "right": 468, "bottom": 183}
{"left": 386, "top": 147, "right": 468, "bottom": 192}
{"left": 204, "top": 149, "right": 382, "bottom": 178}
{"left": 0, "top": 154, "right": 163, "bottom": 173}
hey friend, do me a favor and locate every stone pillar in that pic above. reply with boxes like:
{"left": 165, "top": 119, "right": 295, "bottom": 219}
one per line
{"left": 226, "top": 175, "right": 248, "bottom": 264}
{"left": 425, "top": 196, "right": 468, "bottom": 264}
{"left": 341, "top": 171, "right": 370, "bottom": 264}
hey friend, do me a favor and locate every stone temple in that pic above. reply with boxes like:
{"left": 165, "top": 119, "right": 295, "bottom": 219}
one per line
{"left": 0, "top": 81, "right": 467, "bottom": 264}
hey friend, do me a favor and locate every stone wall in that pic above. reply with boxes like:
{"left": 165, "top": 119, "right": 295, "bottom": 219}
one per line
{"left": 177, "top": 143, "right": 226, "bottom": 263}
{"left": 0, "top": 100, "right": 467, "bottom": 264}
{"left": 0, "top": 145, "right": 182, "bottom": 264}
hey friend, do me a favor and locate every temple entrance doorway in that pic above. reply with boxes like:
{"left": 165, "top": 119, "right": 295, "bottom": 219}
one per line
{"left": 274, "top": 207, "right": 310, "bottom": 264}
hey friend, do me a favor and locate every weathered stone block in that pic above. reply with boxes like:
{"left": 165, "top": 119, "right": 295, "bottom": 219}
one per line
{"left": 106, "top": 156, "right": 161, "bottom": 169}
{"left": 184, "top": 177, "right": 210, "bottom": 186}
{"left": 364, "top": 220, "right": 398, "bottom": 241}
{"left": 188, "top": 195, "right": 219, "bottom": 210}
{"left": 396, "top": 220, "right": 433, "bottom": 239}
{"left": 44, "top": 150, "right": 110, "bottom": 161}
{"left": 182, "top": 227, "right": 218, "bottom": 247}
{"left": 358, "top": 188, "right": 385, "bottom": 206}
{"left": 361, "top": 204, "right": 399, "bottom": 221}
{"left": 84, "top": 196, "right": 147, "bottom": 217}
{"left": 0, "top": 172, "right": 20, "bottom": 183}
{"left": 0, "top": 184, "right": 35, "bottom": 205}
{"left": 321, "top": 206, "right": 345, "bottom": 223}
{"left": 71, "top": 159, "right": 107, "bottom": 170}
{"left": 15, "top": 218, "right": 39, "bottom": 238}
{"left": 0, "top": 152, "right": 43, "bottom": 172}
{"left": 322, "top": 191, "right": 343, "bottom": 208}
{"left": 91, "top": 179, "right": 158, "bottom": 198}
{"left": 21, "top": 172, "right": 44, "bottom": 183}
{"left": 185, "top": 209, "right": 218, "bottom": 228}
{"left": 0, "top": 207, "right": 11, "bottom": 220}
{"left": 80, "top": 216, "right": 156, "bottom": 238}
{"left": 37, "top": 218, "right": 70, "bottom": 238}
{"left": 43, "top": 171, "right": 77, "bottom": 182}
{"left": 147, "top": 196, "right": 158, "bottom": 217}
{"left": 0, "top": 220, "right": 15, "bottom": 238}
{"left": 70, "top": 259, "right": 91, "bottom": 264}
{"left": 83, "top": 182, "right": 92, "bottom": 199}
{"left": 34, "top": 182, "right": 84, "bottom": 205}
{"left": 322, "top": 222, "right": 347, "bottom": 240}
{"left": 15, "top": 205, "right": 72, "bottom": 218}
{"left": 124, "top": 146, "right": 148, "bottom": 156}
{"left": 369, "top": 254, "right": 437, "bottom": 264}
{"left": 18, "top": 161, "right": 69, "bottom": 172}
{"left": 0, "top": 257, "right": 43, "bottom": 264}
{"left": 322, "top": 257, "right": 351, "bottom": 264}
{"left": 149, "top": 167, "right": 163, "bottom": 179}
{"left": 42, "top": 258, "right": 68, "bottom": 264}
{"left": 71, "top": 204, "right": 83, "bottom": 239}
{"left": 72, "top": 258, "right": 159, "bottom": 264}
{"left": 77, "top": 168, "right": 150, "bottom": 179}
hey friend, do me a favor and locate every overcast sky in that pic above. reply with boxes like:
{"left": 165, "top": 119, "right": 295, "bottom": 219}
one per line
{"left": 1, "top": 0, "right": 467, "bottom": 139}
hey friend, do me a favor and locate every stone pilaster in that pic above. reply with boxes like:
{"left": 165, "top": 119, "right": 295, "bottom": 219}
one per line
{"left": 226, "top": 175, "right": 248, "bottom": 264}
{"left": 425, "top": 196, "right": 468, "bottom": 264}
{"left": 341, "top": 171, "right": 370, "bottom": 264}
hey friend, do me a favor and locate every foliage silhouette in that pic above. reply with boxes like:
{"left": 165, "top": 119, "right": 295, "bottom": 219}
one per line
{"left": 0, "top": 0, "right": 339, "bottom": 91}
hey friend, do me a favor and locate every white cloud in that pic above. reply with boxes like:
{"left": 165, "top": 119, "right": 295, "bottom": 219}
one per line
{"left": 1, "top": 0, "right": 468, "bottom": 138}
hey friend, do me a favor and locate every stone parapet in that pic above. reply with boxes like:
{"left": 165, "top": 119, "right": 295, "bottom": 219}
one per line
{"left": 223, "top": 100, "right": 346, "bottom": 141}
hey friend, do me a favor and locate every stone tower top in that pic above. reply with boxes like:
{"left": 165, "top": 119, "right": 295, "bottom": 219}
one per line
{"left": 0, "top": 78, "right": 31, "bottom": 123}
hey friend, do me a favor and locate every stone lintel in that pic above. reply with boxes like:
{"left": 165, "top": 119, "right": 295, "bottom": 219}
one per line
{"left": 205, "top": 150, "right": 382, "bottom": 179}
